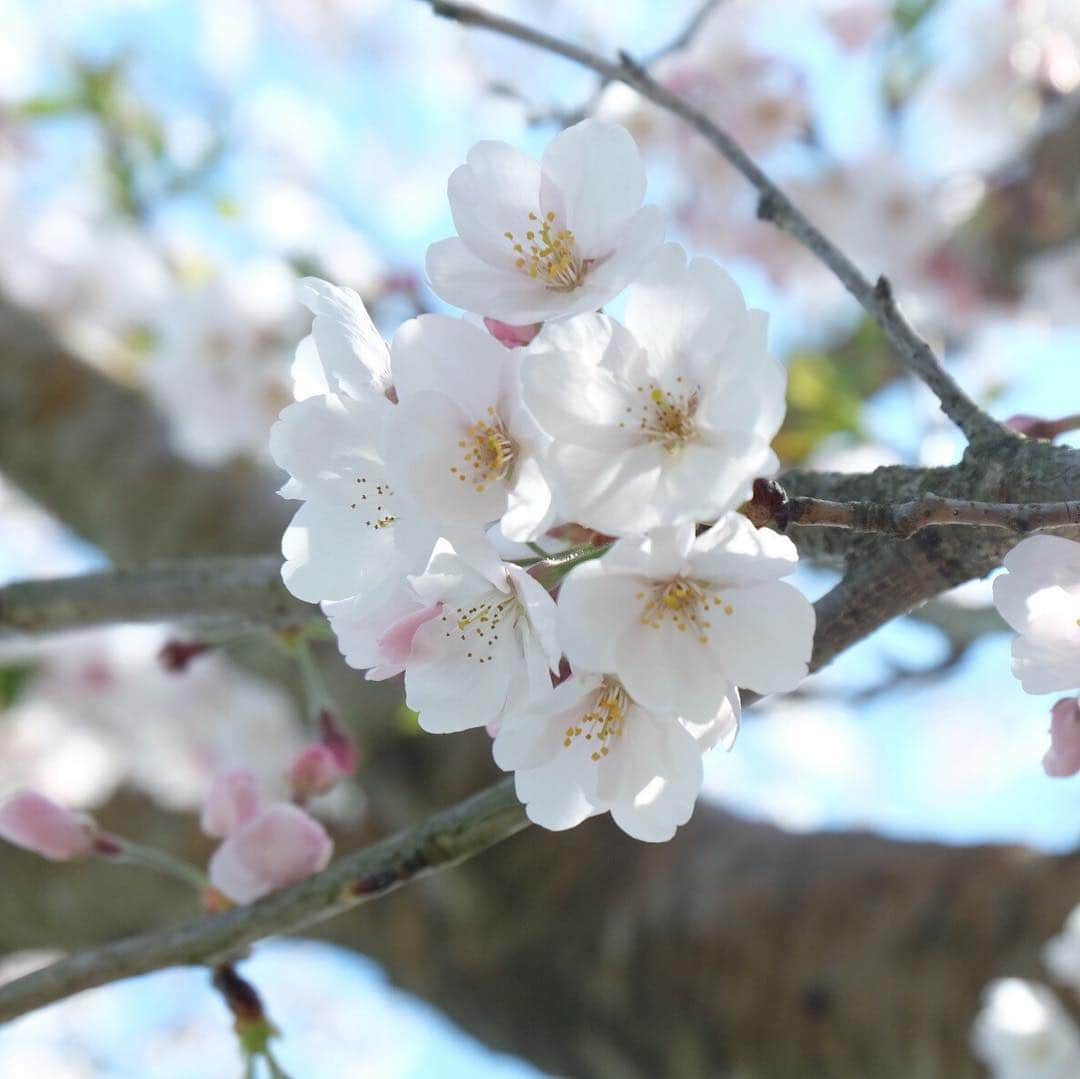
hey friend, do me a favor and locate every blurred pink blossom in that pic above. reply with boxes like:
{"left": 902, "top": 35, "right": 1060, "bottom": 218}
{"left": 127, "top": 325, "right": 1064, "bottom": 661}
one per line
{"left": 207, "top": 803, "right": 333, "bottom": 904}
{"left": 200, "top": 769, "right": 264, "bottom": 839}
{"left": 288, "top": 743, "right": 347, "bottom": 801}
{"left": 0, "top": 790, "right": 99, "bottom": 861}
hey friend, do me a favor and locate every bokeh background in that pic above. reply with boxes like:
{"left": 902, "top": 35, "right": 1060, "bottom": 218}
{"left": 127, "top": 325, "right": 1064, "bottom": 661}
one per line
{"left": 1, "top": 1, "right": 1080, "bottom": 1075}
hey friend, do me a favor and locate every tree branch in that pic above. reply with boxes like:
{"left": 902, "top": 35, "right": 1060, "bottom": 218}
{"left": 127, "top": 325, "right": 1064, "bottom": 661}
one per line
{"left": 0, "top": 778, "right": 528, "bottom": 1023}
{"left": 0, "top": 558, "right": 309, "bottom": 640}
{"left": 744, "top": 478, "right": 1080, "bottom": 539}
{"left": 422, "top": 0, "right": 1003, "bottom": 444}
{"left": 0, "top": 522, "right": 984, "bottom": 1020}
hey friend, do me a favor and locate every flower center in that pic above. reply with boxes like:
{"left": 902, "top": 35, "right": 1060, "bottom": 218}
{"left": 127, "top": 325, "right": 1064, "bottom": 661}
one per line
{"left": 348, "top": 477, "right": 397, "bottom": 530}
{"left": 438, "top": 591, "right": 519, "bottom": 665}
{"left": 621, "top": 379, "right": 701, "bottom": 452}
{"left": 637, "top": 577, "right": 733, "bottom": 645}
{"left": 504, "top": 211, "right": 586, "bottom": 292}
{"left": 451, "top": 407, "right": 517, "bottom": 494}
{"left": 564, "top": 678, "right": 629, "bottom": 761}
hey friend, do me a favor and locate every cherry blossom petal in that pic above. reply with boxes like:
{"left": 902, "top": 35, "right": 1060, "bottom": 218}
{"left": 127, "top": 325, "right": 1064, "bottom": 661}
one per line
{"left": 608, "top": 715, "right": 704, "bottom": 842}
{"left": 616, "top": 615, "right": 731, "bottom": 722}
{"left": 705, "top": 581, "right": 815, "bottom": 694}
{"left": 514, "top": 760, "right": 599, "bottom": 832}
{"left": 405, "top": 615, "right": 518, "bottom": 733}
{"left": 446, "top": 139, "right": 544, "bottom": 269}
{"left": 269, "top": 393, "right": 387, "bottom": 504}
{"left": 623, "top": 243, "right": 746, "bottom": 370}
{"left": 281, "top": 500, "right": 401, "bottom": 604}
{"left": 0, "top": 790, "right": 98, "bottom": 861}
{"left": 201, "top": 770, "right": 263, "bottom": 839}
{"left": 208, "top": 803, "right": 333, "bottom": 905}
{"left": 385, "top": 390, "right": 509, "bottom": 527}
{"left": 299, "top": 277, "right": 392, "bottom": 398}
{"left": 538, "top": 119, "right": 647, "bottom": 254}
{"left": 390, "top": 314, "right": 506, "bottom": 419}
{"left": 557, "top": 560, "right": 644, "bottom": 674}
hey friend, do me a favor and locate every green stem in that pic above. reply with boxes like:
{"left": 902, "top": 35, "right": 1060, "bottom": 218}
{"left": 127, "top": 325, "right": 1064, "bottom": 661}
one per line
{"left": 113, "top": 839, "right": 207, "bottom": 890}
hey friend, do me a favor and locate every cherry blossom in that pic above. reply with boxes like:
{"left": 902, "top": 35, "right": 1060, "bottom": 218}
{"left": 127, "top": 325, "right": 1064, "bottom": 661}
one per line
{"left": 556, "top": 515, "right": 814, "bottom": 723}
{"left": 522, "top": 243, "right": 786, "bottom": 535}
{"left": 426, "top": 119, "right": 664, "bottom": 324}
{"left": 992, "top": 535, "right": 1080, "bottom": 694}
{"left": 493, "top": 671, "right": 738, "bottom": 841}
{"left": 404, "top": 545, "right": 560, "bottom": 735}
{"left": 207, "top": 802, "right": 333, "bottom": 905}
{"left": 1043, "top": 904, "right": 1080, "bottom": 989}
{"left": 971, "top": 978, "right": 1080, "bottom": 1079}
{"left": 288, "top": 744, "right": 348, "bottom": 801}
{"left": 383, "top": 314, "right": 554, "bottom": 542}
{"left": 0, "top": 790, "right": 100, "bottom": 861}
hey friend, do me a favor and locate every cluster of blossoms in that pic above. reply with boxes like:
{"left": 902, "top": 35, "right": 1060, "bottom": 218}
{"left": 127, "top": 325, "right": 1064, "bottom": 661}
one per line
{"left": 271, "top": 119, "right": 816, "bottom": 841}
{"left": 992, "top": 535, "right": 1080, "bottom": 778}
{"left": 0, "top": 717, "right": 353, "bottom": 906}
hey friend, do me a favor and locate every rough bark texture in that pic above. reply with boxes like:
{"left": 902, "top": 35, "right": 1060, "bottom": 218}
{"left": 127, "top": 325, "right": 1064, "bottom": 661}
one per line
{"left": 4, "top": 301, "right": 1080, "bottom": 1076}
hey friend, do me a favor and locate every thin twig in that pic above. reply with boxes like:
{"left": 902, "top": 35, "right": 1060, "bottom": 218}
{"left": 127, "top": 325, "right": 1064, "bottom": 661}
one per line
{"left": 0, "top": 779, "right": 528, "bottom": 1023}
{"left": 423, "top": 0, "right": 1003, "bottom": 444}
{"left": 744, "top": 478, "right": 1080, "bottom": 539}
{"left": 0, "top": 557, "right": 308, "bottom": 640}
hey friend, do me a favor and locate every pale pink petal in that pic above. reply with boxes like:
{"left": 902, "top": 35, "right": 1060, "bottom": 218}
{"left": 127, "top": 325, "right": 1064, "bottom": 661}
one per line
{"left": 201, "top": 770, "right": 264, "bottom": 840}
{"left": 208, "top": 803, "right": 333, "bottom": 905}
{"left": 539, "top": 119, "right": 647, "bottom": 254}
{"left": 377, "top": 602, "right": 443, "bottom": 668}
{"left": 1043, "top": 697, "right": 1080, "bottom": 777}
{"left": 705, "top": 581, "right": 815, "bottom": 694}
{"left": 288, "top": 745, "right": 347, "bottom": 800}
{"left": 0, "top": 790, "right": 98, "bottom": 861}
{"left": 484, "top": 318, "right": 541, "bottom": 348}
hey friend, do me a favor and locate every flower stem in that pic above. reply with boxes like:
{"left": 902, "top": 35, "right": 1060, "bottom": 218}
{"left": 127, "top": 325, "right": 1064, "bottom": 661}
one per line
{"left": 111, "top": 838, "right": 207, "bottom": 890}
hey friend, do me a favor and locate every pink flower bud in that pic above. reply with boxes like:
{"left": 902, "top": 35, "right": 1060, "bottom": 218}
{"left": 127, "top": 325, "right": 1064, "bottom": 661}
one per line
{"left": 288, "top": 744, "right": 346, "bottom": 801}
{"left": 483, "top": 317, "right": 541, "bottom": 349}
{"left": 207, "top": 803, "right": 333, "bottom": 904}
{"left": 1044, "top": 697, "right": 1080, "bottom": 778}
{"left": 0, "top": 790, "right": 98, "bottom": 861}
{"left": 201, "top": 769, "right": 263, "bottom": 839}
{"left": 1005, "top": 414, "right": 1056, "bottom": 439}
{"left": 158, "top": 639, "right": 212, "bottom": 672}
{"left": 318, "top": 710, "right": 359, "bottom": 775}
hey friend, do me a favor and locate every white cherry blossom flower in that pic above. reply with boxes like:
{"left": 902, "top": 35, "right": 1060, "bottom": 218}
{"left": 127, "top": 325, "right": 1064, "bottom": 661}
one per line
{"left": 1044, "top": 904, "right": 1080, "bottom": 990}
{"left": 971, "top": 978, "right": 1080, "bottom": 1079}
{"left": 992, "top": 535, "right": 1080, "bottom": 694}
{"left": 426, "top": 119, "right": 664, "bottom": 324}
{"left": 557, "top": 515, "right": 814, "bottom": 722}
{"left": 404, "top": 544, "right": 560, "bottom": 735}
{"left": 383, "top": 313, "right": 554, "bottom": 542}
{"left": 270, "top": 391, "right": 438, "bottom": 605}
{"left": 523, "top": 243, "right": 785, "bottom": 535}
{"left": 493, "top": 670, "right": 738, "bottom": 842}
